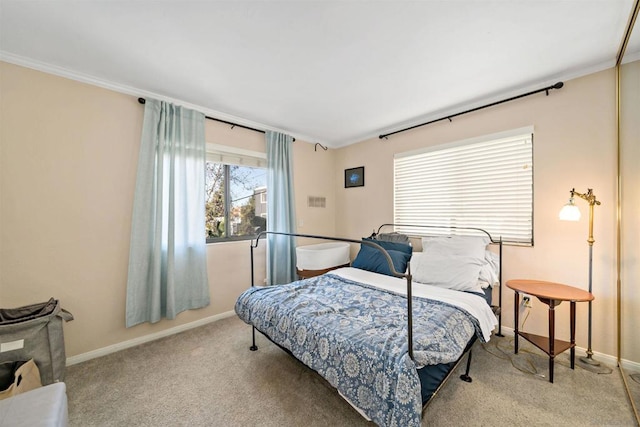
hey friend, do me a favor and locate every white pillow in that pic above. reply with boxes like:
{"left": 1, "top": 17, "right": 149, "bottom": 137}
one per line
{"left": 412, "top": 236, "right": 489, "bottom": 292}
{"left": 478, "top": 250, "right": 500, "bottom": 288}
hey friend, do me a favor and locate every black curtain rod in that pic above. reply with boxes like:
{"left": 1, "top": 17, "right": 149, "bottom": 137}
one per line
{"left": 378, "top": 81, "right": 564, "bottom": 140}
{"left": 137, "top": 97, "right": 294, "bottom": 141}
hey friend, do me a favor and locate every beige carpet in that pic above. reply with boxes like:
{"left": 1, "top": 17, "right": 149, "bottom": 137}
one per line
{"left": 65, "top": 316, "right": 637, "bottom": 426}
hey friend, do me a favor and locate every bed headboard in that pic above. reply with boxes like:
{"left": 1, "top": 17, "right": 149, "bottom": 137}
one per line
{"left": 373, "top": 223, "right": 503, "bottom": 337}
{"left": 249, "top": 225, "right": 505, "bottom": 360}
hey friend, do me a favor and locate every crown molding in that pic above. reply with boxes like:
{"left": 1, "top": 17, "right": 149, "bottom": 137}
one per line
{"left": 0, "top": 51, "right": 322, "bottom": 146}
{"left": 1, "top": 50, "right": 614, "bottom": 149}
{"left": 621, "top": 50, "right": 640, "bottom": 64}
{"left": 367, "top": 59, "right": 616, "bottom": 146}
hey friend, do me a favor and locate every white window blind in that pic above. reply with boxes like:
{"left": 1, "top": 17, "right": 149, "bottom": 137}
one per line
{"left": 394, "top": 128, "right": 533, "bottom": 245}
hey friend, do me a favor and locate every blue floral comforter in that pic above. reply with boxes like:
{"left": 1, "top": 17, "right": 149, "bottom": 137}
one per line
{"left": 235, "top": 272, "right": 485, "bottom": 427}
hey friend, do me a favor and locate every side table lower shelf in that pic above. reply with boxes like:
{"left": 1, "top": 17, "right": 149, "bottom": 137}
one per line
{"left": 518, "top": 331, "right": 573, "bottom": 357}
{"left": 507, "top": 279, "right": 593, "bottom": 383}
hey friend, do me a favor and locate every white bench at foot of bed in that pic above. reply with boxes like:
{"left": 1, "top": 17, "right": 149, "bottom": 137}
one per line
{"left": 0, "top": 383, "right": 68, "bottom": 427}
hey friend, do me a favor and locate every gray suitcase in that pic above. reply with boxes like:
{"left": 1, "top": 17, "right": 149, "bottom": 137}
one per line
{"left": 0, "top": 299, "right": 73, "bottom": 385}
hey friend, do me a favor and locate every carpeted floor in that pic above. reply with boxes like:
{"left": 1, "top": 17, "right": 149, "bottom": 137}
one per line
{"left": 65, "top": 316, "right": 637, "bottom": 426}
{"left": 622, "top": 370, "right": 640, "bottom": 420}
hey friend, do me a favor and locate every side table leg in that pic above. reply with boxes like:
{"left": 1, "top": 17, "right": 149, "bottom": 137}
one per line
{"left": 514, "top": 291, "right": 519, "bottom": 354}
{"left": 549, "top": 301, "right": 556, "bottom": 383}
{"left": 570, "top": 301, "right": 576, "bottom": 370}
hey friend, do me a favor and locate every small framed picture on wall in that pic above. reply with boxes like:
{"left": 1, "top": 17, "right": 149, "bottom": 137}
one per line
{"left": 344, "top": 166, "right": 365, "bottom": 188}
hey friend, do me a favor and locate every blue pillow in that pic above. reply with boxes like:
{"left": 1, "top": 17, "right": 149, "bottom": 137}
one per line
{"left": 352, "top": 242, "right": 411, "bottom": 276}
{"left": 363, "top": 237, "right": 413, "bottom": 255}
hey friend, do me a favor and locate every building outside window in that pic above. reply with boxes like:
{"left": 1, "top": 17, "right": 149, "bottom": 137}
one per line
{"left": 205, "top": 145, "right": 267, "bottom": 242}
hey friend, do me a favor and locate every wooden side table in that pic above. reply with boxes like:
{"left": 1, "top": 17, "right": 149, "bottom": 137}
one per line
{"left": 506, "top": 279, "right": 594, "bottom": 383}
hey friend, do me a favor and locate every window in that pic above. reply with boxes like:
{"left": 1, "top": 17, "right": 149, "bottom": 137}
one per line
{"left": 393, "top": 127, "right": 533, "bottom": 245}
{"left": 205, "top": 145, "right": 267, "bottom": 242}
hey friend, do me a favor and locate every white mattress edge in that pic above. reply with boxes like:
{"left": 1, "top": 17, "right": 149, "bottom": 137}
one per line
{"left": 329, "top": 267, "right": 498, "bottom": 342}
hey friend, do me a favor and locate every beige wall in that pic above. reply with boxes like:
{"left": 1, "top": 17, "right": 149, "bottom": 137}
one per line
{"left": 334, "top": 69, "right": 619, "bottom": 358}
{"left": 620, "top": 59, "right": 640, "bottom": 367}
{"left": 0, "top": 61, "right": 335, "bottom": 358}
{"left": 0, "top": 60, "right": 624, "bottom": 362}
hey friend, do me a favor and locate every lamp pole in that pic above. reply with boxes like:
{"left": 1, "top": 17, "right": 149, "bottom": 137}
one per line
{"left": 571, "top": 188, "right": 601, "bottom": 365}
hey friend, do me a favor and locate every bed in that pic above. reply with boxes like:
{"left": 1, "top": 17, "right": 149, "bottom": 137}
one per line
{"left": 235, "top": 225, "right": 502, "bottom": 426}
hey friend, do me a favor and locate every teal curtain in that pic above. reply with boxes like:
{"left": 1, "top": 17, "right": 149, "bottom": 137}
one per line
{"left": 266, "top": 131, "right": 297, "bottom": 285}
{"left": 126, "top": 99, "right": 210, "bottom": 327}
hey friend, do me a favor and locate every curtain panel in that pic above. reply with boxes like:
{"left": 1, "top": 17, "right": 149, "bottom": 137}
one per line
{"left": 126, "top": 99, "right": 210, "bottom": 327}
{"left": 265, "top": 131, "right": 297, "bottom": 285}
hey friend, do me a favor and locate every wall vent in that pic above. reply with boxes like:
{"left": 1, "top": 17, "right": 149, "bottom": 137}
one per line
{"left": 307, "top": 196, "right": 326, "bottom": 208}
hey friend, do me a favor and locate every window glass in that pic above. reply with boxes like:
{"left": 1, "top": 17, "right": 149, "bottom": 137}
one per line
{"left": 205, "top": 162, "right": 226, "bottom": 239}
{"left": 205, "top": 162, "right": 267, "bottom": 242}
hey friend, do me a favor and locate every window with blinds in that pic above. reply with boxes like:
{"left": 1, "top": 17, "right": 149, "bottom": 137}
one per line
{"left": 393, "top": 127, "right": 533, "bottom": 245}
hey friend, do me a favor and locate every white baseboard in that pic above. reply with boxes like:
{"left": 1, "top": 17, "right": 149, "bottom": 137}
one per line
{"left": 496, "top": 325, "right": 625, "bottom": 368}
{"left": 66, "top": 311, "right": 236, "bottom": 366}
{"left": 620, "top": 358, "right": 640, "bottom": 374}
{"left": 66, "top": 315, "right": 640, "bottom": 374}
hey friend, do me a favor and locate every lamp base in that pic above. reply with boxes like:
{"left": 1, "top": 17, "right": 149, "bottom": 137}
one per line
{"left": 577, "top": 356, "right": 612, "bottom": 374}
{"left": 579, "top": 355, "right": 601, "bottom": 366}
{"left": 577, "top": 359, "right": 612, "bottom": 374}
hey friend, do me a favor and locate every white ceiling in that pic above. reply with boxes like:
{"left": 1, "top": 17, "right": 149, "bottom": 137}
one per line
{"left": 0, "top": 1, "right": 636, "bottom": 148}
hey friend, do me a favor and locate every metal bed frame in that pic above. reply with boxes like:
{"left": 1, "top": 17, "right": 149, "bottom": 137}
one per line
{"left": 246, "top": 224, "right": 503, "bottom": 411}
{"left": 374, "top": 223, "right": 504, "bottom": 336}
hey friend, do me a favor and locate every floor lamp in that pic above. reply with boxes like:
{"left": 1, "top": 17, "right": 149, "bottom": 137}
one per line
{"left": 559, "top": 188, "right": 601, "bottom": 366}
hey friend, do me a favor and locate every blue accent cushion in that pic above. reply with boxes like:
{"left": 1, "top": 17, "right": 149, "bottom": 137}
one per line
{"left": 363, "top": 237, "right": 413, "bottom": 255}
{"left": 352, "top": 242, "right": 412, "bottom": 276}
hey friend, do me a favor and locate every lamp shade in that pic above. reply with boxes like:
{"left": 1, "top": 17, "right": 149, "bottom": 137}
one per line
{"left": 559, "top": 198, "right": 581, "bottom": 221}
